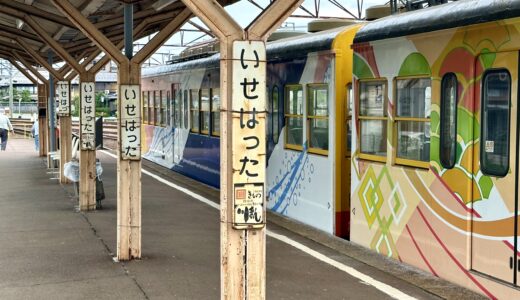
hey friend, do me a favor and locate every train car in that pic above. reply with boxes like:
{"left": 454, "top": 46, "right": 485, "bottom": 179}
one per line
{"left": 141, "top": 24, "right": 360, "bottom": 238}
{"left": 351, "top": 0, "right": 520, "bottom": 298}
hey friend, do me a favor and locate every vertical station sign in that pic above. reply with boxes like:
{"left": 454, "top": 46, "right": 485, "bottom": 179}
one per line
{"left": 57, "top": 81, "right": 70, "bottom": 116}
{"left": 231, "top": 41, "right": 266, "bottom": 229}
{"left": 120, "top": 85, "right": 141, "bottom": 160}
{"left": 80, "top": 82, "right": 96, "bottom": 150}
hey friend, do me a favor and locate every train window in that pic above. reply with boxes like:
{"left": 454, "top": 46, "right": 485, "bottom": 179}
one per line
{"left": 174, "top": 88, "right": 181, "bottom": 128}
{"left": 161, "top": 91, "right": 167, "bottom": 127}
{"left": 190, "top": 89, "right": 200, "bottom": 133}
{"left": 272, "top": 86, "right": 280, "bottom": 144}
{"left": 166, "top": 91, "right": 171, "bottom": 127}
{"left": 148, "top": 91, "right": 153, "bottom": 125}
{"left": 211, "top": 88, "right": 220, "bottom": 136}
{"left": 481, "top": 70, "right": 511, "bottom": 177}
{"left": 143, "top": 91, "right": 148, "bottom": 124}
{"left": 201, "top": 89, "right": 210, "bottom": 134}
{"left": 307, "top": 84, "right": 329, "bottom": 155}
{"left": 183, "top": 90, "right": 189, "bottom": 129}
{"left": 267, "top": 87, "right": 271, "bottom": 141}
{"left": 440, "top": 73, "right": 458, "bottom": 169}
{"left": 346, "top": 84, "right": 352, "bottom": 155}
{"left": 358, "top": 80, "right": 387, "bottom": 161}
{"left": 285, "top": 85, "right": 303, "bottom": 150}
{"left": 154, "top": 91, "right": 161, "bottom": 126}
{"left": 395, "top": 78, "right": 431, "bottom": 168}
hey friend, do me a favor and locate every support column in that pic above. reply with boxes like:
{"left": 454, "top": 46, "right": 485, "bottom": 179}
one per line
{"left": 79, "top": 72, "right": 97, "bottom": 210}
{"left": 6, "top": 58, "right": 47, "bottom": 156}
{"left": 52, "top": 0, "right": 191, "bottom": 260}
{"left": 56, "top": 80, "right": 72, "bottom": 184}
{"left": 180, "top": 1, "right": 303, "bottom": 298}
{"left": 115, "top": 4, "right": 141, "bottom": 259}
{"left": 38, "top": 84, "right": 48, "bottom": 157}
{"left": 48, "top": 51, "right": 56, "bottom": 154}
{"left": 117, "top": 61, "right": 142, "bottom": 259}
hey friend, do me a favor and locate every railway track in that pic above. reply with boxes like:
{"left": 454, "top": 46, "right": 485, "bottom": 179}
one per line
{"left": 10, "top": 118, "right": 118, "bottom": 150}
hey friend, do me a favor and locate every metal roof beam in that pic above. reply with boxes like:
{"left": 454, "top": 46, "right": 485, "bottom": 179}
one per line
{"left": 247, "top": 0, "right": 305, "bottom": 40}
{"left": 132, "top": 8, "right": 191, "bottom": 65}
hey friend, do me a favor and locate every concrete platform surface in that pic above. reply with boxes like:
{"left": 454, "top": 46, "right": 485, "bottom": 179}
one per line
{"left": 0, "top": 138, "right": 486, "bottom": 299}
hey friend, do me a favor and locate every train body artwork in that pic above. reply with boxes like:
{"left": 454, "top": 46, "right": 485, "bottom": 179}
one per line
{"left": 351, "top": 1, "right": 520, "bottom": 298}
{"left": 139, "top": 0, "right": 520, "bottom": 296}
{"left": 141, "top": 25, "right": 360, "bottom": 237}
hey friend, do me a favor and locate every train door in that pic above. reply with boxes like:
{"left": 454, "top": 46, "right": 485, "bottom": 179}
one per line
{"left": 336, "top": 83, "right": 353, "bottom": 238}
{"left": 471, "top": 51, "right": 518, "bottom": 284}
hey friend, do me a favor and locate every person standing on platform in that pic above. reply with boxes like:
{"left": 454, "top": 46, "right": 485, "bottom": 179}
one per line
{"left": 31, "top": 118, "right": 39, "bottom": 151}
{"left": 0, "top": 108, "right": 14, "bottom": 151}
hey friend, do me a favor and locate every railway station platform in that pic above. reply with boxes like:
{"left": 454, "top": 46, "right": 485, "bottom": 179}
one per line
{"left": 0, "top": 138, "right": 485, "bottom": 299}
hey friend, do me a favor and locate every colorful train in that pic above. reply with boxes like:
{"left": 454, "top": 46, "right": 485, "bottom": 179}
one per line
{"left": 141, "top": 0, "right": 520, "bottom": 297}
{"left": 141, "top": 24, "right": 359, "bottom": 238}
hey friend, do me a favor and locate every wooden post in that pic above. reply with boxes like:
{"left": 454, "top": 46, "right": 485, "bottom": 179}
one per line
{"left": 116, "top": 61, "right": 142, "bottom": 259}
{"left": 56, "top": 80, "right": 72, "bottom": 184}
{"left": 37, "top": 84, "right": 48, "bottom": 157}
{"left": 52, "top": 0, "right": 191, "bottom": 260}
{"left": 9, "top": 55, "right": 49, "bottom": 157}
{"left": 78, "top": 72, "right": 97, "bottom": 210}
{"left": 180, "top": 1, "right": 303, "bottom": 298}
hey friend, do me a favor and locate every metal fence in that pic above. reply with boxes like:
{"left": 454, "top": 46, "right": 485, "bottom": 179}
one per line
{"left": 0, "top": 102, "right": 38, "bottom": 115}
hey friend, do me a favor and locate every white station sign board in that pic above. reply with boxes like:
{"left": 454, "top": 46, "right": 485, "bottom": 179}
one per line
{"left": 80, "top": 82, "right": 96, "bottom": 150}
{"left": 231, "top": 41, "right": 267, "bottom": 229}
{"left": 57, "top": 81, "right": 70, "bottom": 116}
{"left": 120, "top": 85, "right": 141, "bottom": 160}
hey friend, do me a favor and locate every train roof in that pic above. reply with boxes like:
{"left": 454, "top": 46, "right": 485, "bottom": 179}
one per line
{"left": 142, "top": 24, "right": 359, "bottom": 78}
{"left": 354, "top": 0, "right": 520, "bottom": 43}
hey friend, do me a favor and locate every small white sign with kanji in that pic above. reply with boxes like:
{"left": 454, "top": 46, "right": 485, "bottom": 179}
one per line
{"left": 120, "top": 85, "right": 141, "bottom": 160}
{"left": 57, "top": 81, "right": 70, "bottom": 116}
{"left": 80, "top": 82, "right": 96, "bottom": 150}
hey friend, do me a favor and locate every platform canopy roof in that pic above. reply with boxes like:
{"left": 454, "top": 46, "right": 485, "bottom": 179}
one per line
{"left": 0, "top": 0, "right": 237, "bottom": 69}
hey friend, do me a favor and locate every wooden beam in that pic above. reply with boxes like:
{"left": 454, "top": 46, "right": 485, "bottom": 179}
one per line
{"left": 8, "top": 58, "right": 37, "bottom": 84}
{"left": 15, "top": 37, "right": 63, "bottom": 80}
{"left": 0, "top": 40, "right": 35, "bottom": 59}
{"left": 246, "top": 0, "right": 305, "bottom": 40}
{"left": 180, "top": 0, "right": 243, "bottom": 41}
{"left": 88, "top": 19, "right": 151, "bottom": 75}
{"left": 0, "top": 0, "right": 74, "bottom": 28}
{"left": 66, "top": 48, "right": 104, "bottom": 81}
{"left": 0, "top": 24, "right": 42, "bottom": 44}
{"left": 24, "top": 15, "right": 84, "bottom": 73}
{"left": 132, "top": 8, "right": 191, "bottom": 65}
{"left": 51, "top": 0, "right": 127, "bottom": 65}
{"left": 11, "top": 50, "right": 48, "bottom": 84}
{"left": 0, "top": 32, "right": 39, "bottom": 49}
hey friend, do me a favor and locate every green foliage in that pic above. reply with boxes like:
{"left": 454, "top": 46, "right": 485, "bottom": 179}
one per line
{"left": 71, "top": 93, "right": 111, "bottom": 117}
{"left": 96, "top": 107, "right": 110, "bottom": 117}
{"left": 20, "top": 89, "right": 31, "bottom": 102}
{"left": 71, "top": 95, "right": 80, "bottom": 117}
